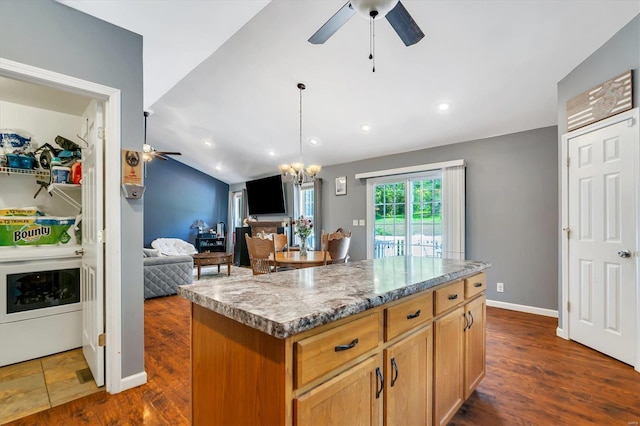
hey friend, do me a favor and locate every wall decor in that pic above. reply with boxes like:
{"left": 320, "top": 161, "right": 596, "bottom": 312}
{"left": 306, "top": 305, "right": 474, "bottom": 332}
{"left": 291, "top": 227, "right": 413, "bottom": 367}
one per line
{"left": 566, "top": 70, "right": 633, "bottom": 131}
{"left": 335, "top": 176, "right": 347, "bottom": 196}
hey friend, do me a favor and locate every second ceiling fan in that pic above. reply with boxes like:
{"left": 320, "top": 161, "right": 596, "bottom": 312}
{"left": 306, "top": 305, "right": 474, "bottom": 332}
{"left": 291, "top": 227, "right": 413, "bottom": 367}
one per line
{"left": 143, "top": 111, "right": 181, "bottom": 162}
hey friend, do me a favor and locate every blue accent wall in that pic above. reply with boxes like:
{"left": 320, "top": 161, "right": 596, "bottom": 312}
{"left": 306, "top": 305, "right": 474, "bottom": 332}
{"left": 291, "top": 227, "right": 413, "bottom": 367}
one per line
{"left": 144, "top": 158, "right": 229, "bottom": 247}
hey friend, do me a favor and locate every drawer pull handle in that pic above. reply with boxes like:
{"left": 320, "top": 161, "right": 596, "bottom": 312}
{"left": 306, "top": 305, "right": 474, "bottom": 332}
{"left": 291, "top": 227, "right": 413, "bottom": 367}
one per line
{"left": 474, "top": 282, "right": 483, "bottom": 288}
{"left": 463, "top": 312, "right": 469, "bottom": 331}
{"left": 375, "top": 367, "right": 384, "bottom": 399}
{"left": 448, "top": 294, "right": 458, "bottom": 300}
{"left": 335, "top": 338, "right": 359, "bottom": 352}
{"left": 468, "top": 310, "right": 474, "bottom": 329}
{"left": 390, "top": 358, "right": 399, "bottom": 387}
{"left": 406, "top": 309, "right": 421, "bottom": 320}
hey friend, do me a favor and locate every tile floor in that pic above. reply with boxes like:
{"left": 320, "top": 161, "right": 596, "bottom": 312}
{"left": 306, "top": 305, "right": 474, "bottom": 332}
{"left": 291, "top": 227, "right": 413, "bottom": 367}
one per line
{"left": 0, "top": 348, "right": 102, "bottom": 424}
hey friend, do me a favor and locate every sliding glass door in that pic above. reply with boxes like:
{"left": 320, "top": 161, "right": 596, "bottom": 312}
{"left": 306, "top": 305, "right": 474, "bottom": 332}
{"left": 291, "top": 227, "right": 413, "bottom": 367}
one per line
{"left": 372, "top": 172, "right": 442, "bottom": 259}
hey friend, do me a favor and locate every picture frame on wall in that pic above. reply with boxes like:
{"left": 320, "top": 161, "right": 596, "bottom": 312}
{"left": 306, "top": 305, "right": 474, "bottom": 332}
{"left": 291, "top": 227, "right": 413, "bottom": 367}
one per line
{"left": 335, "top": 176, "right": 347, "bottom": 196}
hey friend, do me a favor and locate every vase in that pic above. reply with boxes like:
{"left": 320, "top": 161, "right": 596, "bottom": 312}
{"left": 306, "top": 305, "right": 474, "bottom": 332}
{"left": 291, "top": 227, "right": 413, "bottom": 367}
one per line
{"left": 299, "top": 236, "right": 308, "bottom": 257}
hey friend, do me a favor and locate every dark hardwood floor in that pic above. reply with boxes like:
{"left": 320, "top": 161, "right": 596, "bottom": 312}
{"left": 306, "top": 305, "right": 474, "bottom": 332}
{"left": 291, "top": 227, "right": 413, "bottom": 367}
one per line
{"left": 6, "top": 298, "right": 639, "bottom": 425}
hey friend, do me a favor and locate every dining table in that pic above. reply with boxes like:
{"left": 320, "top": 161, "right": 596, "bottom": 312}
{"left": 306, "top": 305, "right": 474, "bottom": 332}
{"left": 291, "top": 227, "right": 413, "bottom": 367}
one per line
{"left": 272, "top": 251, "right": 331, "bottom": 269}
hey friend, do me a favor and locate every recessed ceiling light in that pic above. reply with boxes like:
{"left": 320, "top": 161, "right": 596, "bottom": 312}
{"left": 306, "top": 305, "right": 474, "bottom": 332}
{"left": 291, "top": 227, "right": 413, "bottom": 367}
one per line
{"left": 309, "top": 138, "right": 319, "bottom": 145}
{"left": 215, "top": 165, "right": 221, "bottom": 171}
{"left": 361, "top": 124, "right": 371, "bottom": 132}
{"left": 268, "top": 150, "right": 276, "bottom": 156}
{"left": 204, "top": 140, "right": 212, "bottom": 147}
{"left": 438, "top": 103, "right": 450, "bottom": 111}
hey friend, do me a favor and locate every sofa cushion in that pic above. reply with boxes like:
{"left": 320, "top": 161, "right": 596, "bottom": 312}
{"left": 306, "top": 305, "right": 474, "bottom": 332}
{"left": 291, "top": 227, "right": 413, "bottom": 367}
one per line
{"left": 143, "top": 248, "right": 161, "bottom": 258}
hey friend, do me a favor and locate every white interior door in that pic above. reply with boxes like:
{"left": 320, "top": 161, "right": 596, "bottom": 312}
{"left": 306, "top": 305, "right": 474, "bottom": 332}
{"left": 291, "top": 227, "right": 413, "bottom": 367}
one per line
{"left": 568, "top": 116, "right": 638, "bottom": 366}
{"left": 81, "top": 100, "right": 105, "bottom": 386}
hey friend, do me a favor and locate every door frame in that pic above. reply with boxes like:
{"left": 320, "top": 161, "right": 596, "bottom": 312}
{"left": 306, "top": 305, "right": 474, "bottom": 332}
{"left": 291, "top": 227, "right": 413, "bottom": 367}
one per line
{"left": 0, "top": 58, "right": 124, "bottom": 390}
{"left": 559, "top": 107, "right": 639, "bottom": 372}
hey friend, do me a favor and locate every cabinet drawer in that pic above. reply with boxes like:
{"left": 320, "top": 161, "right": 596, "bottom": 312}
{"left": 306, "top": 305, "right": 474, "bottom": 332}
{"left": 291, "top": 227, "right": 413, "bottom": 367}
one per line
{"left": 465, "top": 273, "right": 486, "bottom": 299}
{"left": 385, "top": 291, "right": 433, "bottom": 341}
{"left": 434, "top": 281, "right": 464, "bottom": 316}
{"left": 295, "top": 312, "right": 380, "bottom": 388}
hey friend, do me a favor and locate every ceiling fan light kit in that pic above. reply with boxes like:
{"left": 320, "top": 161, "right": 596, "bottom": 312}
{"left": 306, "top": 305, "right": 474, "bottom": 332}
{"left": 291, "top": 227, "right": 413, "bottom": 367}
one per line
{"left": 142, "top": 111, "right": 181, "bottom": 162}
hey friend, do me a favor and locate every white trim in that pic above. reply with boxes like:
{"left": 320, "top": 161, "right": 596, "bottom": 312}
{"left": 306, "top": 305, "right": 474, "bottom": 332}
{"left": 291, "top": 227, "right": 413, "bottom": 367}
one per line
{"left": 487, "top": 299, "right": 558, "bottom": 318}
{"left": 119, "top": 371, "right": 148, "bottom": 392}
{"left": 355, "top": 159, "right": 465, "bottom": 180}
{"left": 560, "top": 107, "right": 639, "bottom": 372}
{"left": 556, "top": 327, "right": 568, "bottom": 340}
{"left": 0, "top": 58, "right": 125, "bottom": 393}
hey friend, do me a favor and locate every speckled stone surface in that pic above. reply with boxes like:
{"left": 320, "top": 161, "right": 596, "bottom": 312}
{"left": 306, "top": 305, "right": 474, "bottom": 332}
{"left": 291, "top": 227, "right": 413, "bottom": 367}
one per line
{"left": 177, "top": 257, "right": 490, "bottom": 339}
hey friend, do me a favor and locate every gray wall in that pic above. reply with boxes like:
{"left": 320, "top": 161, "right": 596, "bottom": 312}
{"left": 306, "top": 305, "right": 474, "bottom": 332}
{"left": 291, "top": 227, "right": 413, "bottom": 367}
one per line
{"left": 556, "top": 14, "right": 639, "bottom": 327}
{"left": 321, "top": 127, "right": 559, "bottom": 311}
{"left": 0, "top": 0, "right": 145, "bottom": 378}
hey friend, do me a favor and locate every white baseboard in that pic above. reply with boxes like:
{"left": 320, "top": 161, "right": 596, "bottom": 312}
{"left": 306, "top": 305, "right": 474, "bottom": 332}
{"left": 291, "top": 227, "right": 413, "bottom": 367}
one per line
{"left": 486, "top": 299, "right": 558, "bottom": 318}
{"left": 118, "top": 371, "right": 147, "bottom": 393}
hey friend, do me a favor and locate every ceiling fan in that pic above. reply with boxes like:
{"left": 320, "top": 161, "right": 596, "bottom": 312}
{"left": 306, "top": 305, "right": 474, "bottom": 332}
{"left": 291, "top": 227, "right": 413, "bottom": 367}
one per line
{"left": 143, "top": 111, "right": 181, "bottom": 162}
{"left": 308, "top": 0, "right": 425, "bottom": 47}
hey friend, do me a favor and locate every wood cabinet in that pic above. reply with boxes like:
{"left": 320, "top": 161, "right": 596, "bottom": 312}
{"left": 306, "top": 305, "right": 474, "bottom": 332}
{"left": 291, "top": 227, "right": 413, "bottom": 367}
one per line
{"left": 195, "top": 233, "right": 225, "bottom": 253}
{"left": 190, "top": 271, "right": 487, "bottom": 426}
{"left": 464, "top": 295, "right": 486, "bottom": 399}
{"left": 384, "top": 325, "right": 432, "bottom": 426}
{"left": 433, "top": 273, "right": 487, "bottom": 426}
{"left": 434, "top": 306, "right": 465, "bottom": 426}
{"left": 295, "top": 354, "right": 383, "bottom": 426}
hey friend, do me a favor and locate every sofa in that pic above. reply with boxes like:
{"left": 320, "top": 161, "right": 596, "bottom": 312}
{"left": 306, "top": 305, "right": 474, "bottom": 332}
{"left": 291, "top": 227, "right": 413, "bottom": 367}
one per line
{"left": 143, "top": 247, "right": 194, "bottom": 299}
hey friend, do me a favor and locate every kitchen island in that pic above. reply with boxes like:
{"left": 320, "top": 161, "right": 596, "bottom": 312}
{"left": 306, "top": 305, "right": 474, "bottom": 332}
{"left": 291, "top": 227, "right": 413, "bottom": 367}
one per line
{"left": 178, "top": 256, "right": 490, "bottom": 426}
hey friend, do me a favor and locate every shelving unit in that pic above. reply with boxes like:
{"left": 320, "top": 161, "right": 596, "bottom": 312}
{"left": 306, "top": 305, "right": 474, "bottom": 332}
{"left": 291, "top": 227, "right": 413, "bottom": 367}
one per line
{"left": 195, "top": 234, "right": 226, "bottom": 253}
{"left": 0, "top": 166, "right": 50, "bottom": 180}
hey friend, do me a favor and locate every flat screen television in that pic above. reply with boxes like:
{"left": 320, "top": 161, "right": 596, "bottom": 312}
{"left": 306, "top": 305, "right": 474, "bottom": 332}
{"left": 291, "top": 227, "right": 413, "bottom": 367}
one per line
{"left": 246, "top": 174, "right": 286, "bottom": 215}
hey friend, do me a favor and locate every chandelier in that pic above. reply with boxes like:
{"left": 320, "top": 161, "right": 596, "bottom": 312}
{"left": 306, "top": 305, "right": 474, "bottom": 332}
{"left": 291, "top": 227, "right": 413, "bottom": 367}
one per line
{"left": 279, "top": 83, "right": 321, "bottom": 185}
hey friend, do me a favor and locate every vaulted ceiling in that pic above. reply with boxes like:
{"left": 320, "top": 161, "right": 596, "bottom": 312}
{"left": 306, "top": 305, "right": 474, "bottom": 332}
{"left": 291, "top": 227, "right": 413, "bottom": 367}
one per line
{"left": 58, "top": 1, "right": 639, "bottom": 184}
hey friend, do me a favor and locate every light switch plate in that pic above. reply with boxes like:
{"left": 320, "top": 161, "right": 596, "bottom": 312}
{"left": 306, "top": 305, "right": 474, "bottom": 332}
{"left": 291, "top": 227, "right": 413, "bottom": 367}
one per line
{"left": 353, "top": 219, "right": 359, "bottom": 226}
{"left": 359, "top": 219, "right": 365, "bottom": 226}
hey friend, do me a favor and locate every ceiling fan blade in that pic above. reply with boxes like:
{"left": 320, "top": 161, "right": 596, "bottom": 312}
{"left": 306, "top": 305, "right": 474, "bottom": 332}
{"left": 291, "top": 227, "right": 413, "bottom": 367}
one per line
{"left": 155, "top": 151, "right": 182, "bottom": 156}
{"left": 308, "top": 1, "right": 356, "bottom": 44}
{"left": 155, "top": 154, "right": 169, "bottom": 160}
{"left": 385, "top": 1, "right": 425, "bottom": 46}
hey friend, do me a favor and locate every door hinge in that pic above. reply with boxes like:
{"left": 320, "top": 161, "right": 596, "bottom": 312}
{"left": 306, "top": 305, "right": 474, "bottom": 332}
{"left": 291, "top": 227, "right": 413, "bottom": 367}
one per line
{"left": 98, "top": 229, "right": 105, "bottom": 243}
{"left": 98, "top": 126, "right": 104, "bottom": 140}
{"left": 566, "top": 157, "right": 570, "bottom": 167}
{"left": 98, "top": 333, "right": 106, "bottom": 347}
{"left": 567, "top": 301, "right": 570, "bottom": 312}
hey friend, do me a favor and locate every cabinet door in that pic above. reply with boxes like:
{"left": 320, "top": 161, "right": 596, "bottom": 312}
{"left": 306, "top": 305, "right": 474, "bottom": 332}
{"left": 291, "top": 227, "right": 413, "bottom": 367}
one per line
{"left": 433, "top": 306, "right": 465, "bottom": 426}
{"left": 464, "top": 295, "right": 486, "bottom": 399}
{"left": 295, "top": 354, "right": 383, "bottom": 426}
{"left": 384, "top": 325, "right": 432, "bottom": 426}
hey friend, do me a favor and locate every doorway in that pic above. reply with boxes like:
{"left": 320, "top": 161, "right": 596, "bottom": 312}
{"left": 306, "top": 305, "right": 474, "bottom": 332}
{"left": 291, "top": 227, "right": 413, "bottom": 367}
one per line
{"left": 560, "top": 107, "right": 639, "bottom": 371}
{"left": 0, "top": 58, "right": 124, "bottom": 395}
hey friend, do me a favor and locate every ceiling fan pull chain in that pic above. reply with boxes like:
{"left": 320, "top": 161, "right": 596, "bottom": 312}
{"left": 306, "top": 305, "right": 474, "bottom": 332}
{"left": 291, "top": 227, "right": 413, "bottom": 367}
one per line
{"left": 369, "top": 10, "right": 378, "bottom": 73}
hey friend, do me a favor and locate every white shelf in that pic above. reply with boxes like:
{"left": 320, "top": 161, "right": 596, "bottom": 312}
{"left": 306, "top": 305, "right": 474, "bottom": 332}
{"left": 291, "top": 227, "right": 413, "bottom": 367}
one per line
{"left": 0, "top": 166, "right": 50, "bottom": 180}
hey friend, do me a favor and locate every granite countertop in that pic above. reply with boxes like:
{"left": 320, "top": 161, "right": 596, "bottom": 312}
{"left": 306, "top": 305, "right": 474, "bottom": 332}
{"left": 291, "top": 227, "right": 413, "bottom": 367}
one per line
{"left": 177, "top": 256, "right": 491, "bottom": 339}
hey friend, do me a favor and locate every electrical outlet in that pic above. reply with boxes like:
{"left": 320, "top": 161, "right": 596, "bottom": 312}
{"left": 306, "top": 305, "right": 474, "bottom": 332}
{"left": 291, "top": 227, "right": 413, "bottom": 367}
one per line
{"left": 352, "top": 219, "right": 358, "bottom": 226}
{"left": 359, "top": 219, "right": 365, "bottom": 226}
{"left": 497, "top": 282, "right": 504, "bottom": 293}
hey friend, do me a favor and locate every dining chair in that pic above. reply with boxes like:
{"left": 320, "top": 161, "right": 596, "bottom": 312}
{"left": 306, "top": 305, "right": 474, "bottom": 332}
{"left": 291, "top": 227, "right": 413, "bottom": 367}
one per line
{"left": 272, "top": 233, "right": 288, "bottom": 252}
{"left": 320, "top": 228, "right": 350, "bottom": 251}
{"left": 324, "top": 232, "right": 351, "bottom": 265}
{"left": 245, "top": 234, "right": 274, "bottom": 275}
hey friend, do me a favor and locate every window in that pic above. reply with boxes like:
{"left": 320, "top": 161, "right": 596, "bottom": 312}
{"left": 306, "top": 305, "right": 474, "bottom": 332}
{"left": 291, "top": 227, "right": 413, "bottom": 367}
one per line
{"left": 294, "top": 183, "right": 316, "bottom": 248}
{"left": 372, "top": 172, "right": 442, "bottom": 259}
{"left": 364, "top": 161, "right": 465, "bottom": 260}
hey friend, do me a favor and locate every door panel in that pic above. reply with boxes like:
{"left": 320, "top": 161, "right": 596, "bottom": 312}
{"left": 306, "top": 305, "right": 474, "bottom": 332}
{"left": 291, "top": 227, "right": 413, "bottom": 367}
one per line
{"left": 81, "top": 100, "right": 105, "bottom": 387}
{"left": 568, "top": 117, "right": 637, "bottom": 366}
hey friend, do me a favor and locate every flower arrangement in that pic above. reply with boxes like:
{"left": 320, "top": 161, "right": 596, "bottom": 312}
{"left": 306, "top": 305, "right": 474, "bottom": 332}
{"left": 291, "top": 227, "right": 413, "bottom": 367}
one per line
{"left": 293, "top": 216, "right": 313, "bottom": 239}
